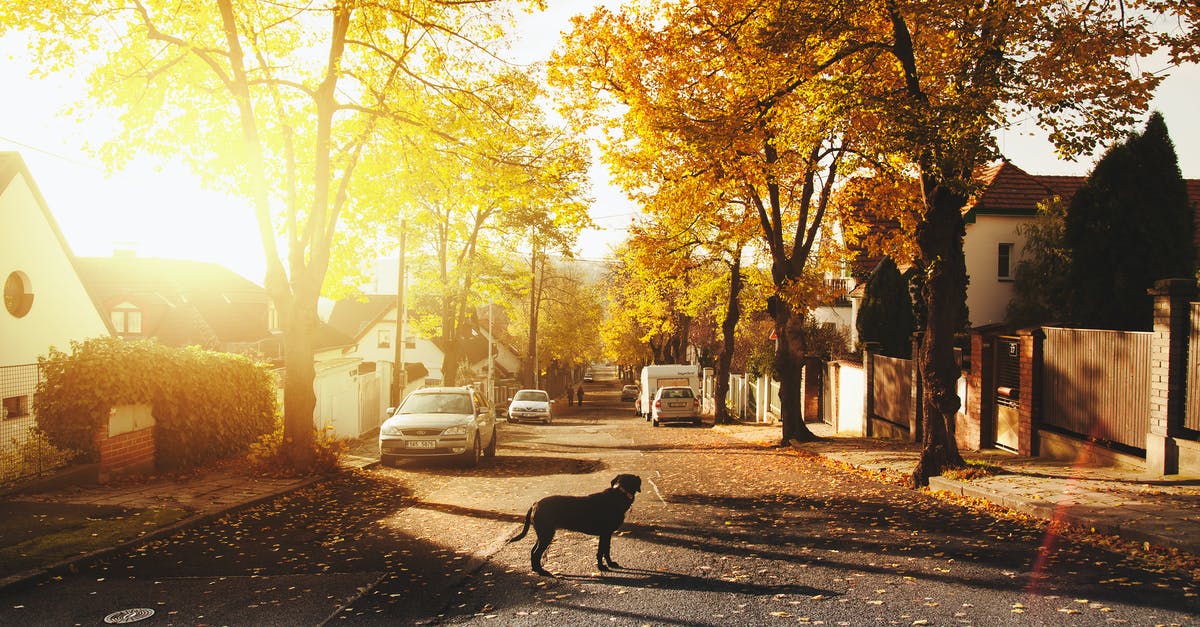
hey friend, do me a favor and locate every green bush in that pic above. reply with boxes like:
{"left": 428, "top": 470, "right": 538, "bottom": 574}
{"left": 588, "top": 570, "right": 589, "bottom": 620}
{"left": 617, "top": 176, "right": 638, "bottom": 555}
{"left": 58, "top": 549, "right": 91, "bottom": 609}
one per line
{"left": 35, "top": 337, "right": 276, "bottom": 471}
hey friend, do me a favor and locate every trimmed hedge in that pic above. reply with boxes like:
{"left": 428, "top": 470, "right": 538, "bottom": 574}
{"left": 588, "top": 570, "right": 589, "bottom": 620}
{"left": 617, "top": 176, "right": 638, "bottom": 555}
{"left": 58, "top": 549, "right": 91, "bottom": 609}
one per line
{"left": 35, "top": 337, "right": 276, "bottom": 472}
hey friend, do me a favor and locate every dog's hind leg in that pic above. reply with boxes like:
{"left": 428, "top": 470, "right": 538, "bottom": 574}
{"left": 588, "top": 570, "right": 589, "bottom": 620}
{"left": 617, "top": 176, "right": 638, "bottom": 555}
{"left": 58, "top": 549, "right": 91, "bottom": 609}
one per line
{"left": 530, "top": 529, "right": 555, "bottom": 576}
{"left": 596, "top": 533, "right": 620, "bottom": 571}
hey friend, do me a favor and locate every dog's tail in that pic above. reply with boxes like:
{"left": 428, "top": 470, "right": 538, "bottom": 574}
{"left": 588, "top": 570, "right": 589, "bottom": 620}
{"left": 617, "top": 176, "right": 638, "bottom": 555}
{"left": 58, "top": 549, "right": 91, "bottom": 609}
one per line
{"left": 509, "top": 506, "right": 533, "bottom": 542}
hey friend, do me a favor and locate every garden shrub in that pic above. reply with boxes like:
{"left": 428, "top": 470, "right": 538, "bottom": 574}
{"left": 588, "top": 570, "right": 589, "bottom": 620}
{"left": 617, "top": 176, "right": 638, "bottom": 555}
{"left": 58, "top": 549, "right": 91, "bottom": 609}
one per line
{"left": 35, "top": 337, "right": 276, "bottom": 471}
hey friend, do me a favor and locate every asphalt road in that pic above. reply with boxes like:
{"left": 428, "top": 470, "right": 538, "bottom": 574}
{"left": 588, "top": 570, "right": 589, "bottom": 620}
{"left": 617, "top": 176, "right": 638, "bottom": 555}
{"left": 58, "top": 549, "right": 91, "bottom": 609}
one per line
{"left": 2, "top": 383, "right": 1199, "bottom": 626}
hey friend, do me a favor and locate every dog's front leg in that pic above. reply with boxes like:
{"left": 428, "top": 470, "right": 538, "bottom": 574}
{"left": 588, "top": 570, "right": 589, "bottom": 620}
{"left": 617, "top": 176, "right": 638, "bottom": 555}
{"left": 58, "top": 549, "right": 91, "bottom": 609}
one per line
{"left": 596, "top": 533, "right": 620, "bottom": 571}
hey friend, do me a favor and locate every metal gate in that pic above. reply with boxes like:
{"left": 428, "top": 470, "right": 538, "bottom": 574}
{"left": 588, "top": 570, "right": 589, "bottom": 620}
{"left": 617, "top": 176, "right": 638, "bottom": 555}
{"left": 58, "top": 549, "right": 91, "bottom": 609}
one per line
{"left": 994, "top": 336, "right": 1020, "bottom": 451}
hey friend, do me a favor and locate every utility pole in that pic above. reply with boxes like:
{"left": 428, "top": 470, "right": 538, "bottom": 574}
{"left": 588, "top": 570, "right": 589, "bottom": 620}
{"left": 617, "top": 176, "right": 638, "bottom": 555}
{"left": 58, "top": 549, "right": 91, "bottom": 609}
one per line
{"left": 487, "top": 302, "right": 494, "bottom": 405}
{"left": 394, "top": 218, "right": 407, "bottom": 403}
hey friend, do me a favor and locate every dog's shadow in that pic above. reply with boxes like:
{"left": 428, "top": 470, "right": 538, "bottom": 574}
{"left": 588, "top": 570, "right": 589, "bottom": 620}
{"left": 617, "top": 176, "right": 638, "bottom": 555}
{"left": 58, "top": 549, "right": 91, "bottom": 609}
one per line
{"left": 553, "top": 567, "right": 837, "bottom": 598}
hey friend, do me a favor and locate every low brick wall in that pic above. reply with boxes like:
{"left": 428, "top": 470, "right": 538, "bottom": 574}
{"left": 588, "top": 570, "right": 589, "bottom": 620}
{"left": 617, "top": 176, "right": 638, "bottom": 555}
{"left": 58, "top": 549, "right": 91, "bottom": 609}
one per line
{"left": 95, "top": 404, "right": 157, "bottom": 483}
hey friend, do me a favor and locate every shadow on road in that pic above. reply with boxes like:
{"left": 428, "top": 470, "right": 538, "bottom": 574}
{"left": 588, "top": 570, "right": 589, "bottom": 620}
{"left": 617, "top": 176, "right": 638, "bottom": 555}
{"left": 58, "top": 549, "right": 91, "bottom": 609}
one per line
{"left": 556, "top": 567, "right": 836, "bottom": 597}
{"left": 384, "top": 455, "right": 606, "bottom": 477}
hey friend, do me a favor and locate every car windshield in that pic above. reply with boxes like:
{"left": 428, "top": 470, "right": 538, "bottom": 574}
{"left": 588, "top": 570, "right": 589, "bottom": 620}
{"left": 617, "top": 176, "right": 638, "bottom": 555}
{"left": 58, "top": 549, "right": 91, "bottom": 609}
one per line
{"left": 661, "top": 388, "right": 693, "bottom": 399}
{"left": 399, "top": 392, "right": 472, "bottom": 414}
{"left": 513, "top": 391, "right": 549, "bottom": 402}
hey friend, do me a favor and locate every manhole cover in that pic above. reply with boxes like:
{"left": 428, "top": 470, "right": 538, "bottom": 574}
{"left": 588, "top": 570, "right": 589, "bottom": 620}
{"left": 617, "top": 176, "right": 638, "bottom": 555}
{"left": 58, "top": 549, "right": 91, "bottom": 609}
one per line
{"left": 104, "top": 608, "right": 155, "bottom": 624}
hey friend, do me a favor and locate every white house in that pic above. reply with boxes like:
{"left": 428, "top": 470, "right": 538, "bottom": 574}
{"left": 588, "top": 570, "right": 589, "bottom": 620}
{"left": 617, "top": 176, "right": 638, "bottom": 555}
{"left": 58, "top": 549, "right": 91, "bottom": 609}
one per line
{"left": 958, "top": 161, "right": 1074, "bottom": 327}
{"left": 327, "top": 295, "right": 439, "bottom": 388}
{"left": 1, "top": 152, "right": 110, "bottom": 423}
{"left": 1, "top": 152, "right": 110, "bottom": 366}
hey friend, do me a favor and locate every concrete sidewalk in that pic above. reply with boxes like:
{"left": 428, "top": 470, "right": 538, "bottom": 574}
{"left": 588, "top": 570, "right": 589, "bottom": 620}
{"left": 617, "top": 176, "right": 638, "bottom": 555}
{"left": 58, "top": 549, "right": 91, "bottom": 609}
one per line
{"left": 788, "top": 422, "right": 1200, "bottom": 556}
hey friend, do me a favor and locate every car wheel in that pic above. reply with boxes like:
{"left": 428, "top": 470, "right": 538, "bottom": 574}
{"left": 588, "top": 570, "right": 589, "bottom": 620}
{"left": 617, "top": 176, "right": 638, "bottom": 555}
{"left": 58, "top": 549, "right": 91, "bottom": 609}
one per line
{"left": 462, "top": 437, "right": 481, "bottom": 467}
{"left": 484, "top": 429, "right": 497, "bottom": 458}
{"left": 652, "top": 418, "right": 660, "bottom": 427}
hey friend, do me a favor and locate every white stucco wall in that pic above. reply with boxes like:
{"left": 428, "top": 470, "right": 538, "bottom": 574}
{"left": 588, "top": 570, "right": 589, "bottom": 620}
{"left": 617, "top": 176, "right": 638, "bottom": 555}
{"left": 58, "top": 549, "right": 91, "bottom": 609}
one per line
{"left": 313, "top": 358, "right": 361, "bottom": 439}
{"left": 811, "top": 304, "right": 855, "bottom": 350}
{"left": 963, "top": 214, "right": 1031, "bottom": 327}
{"left": 834, "top": 361, "right": 865, "bottom": 436}
{"left": 1, "top": 170, "right": 109, "bottom": 366}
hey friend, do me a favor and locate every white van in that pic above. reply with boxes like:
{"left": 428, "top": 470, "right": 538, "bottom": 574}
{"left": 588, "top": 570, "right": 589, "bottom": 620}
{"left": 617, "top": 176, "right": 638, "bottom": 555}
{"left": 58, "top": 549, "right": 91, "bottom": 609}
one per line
{"left": 638, "top": 364, "right": 700, "bottom": 418}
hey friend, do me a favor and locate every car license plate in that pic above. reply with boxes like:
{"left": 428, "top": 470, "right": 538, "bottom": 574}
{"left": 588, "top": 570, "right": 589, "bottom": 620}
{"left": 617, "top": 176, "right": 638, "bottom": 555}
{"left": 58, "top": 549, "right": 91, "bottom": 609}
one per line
{"left": 669, "top": 402, "right": 685, "bottom": 408}
{"left": 407, "top": 440, "right": 436, "bottom": 449}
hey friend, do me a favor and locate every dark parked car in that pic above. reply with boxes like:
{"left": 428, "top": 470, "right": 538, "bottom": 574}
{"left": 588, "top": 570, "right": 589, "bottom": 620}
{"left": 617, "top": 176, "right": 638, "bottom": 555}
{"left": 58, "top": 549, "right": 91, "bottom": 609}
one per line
{"left": 620, "top": 384, "right": 639, "bottom": 402}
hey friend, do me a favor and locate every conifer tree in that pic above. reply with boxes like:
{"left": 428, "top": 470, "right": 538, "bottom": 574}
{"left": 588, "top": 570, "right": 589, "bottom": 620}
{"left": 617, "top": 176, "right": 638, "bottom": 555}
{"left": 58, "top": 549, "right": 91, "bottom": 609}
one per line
{"left": 1064, "top": 113, "right": 1194, "bottom": 330}
{"left": 857, "top": 258, "right": 915, "bottom": 358}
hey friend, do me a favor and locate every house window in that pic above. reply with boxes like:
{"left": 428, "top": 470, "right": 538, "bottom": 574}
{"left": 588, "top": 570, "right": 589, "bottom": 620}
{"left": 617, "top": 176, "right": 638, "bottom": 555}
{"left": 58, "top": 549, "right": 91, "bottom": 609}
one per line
{"left": 378, "top": 328, "right": 392, "bottom": 349}
{"left": 997, "top": 243, "right": 1014, "bottom": 280}
{"left": 268, "top": 302, "right": 279, "bottom": 332}
{"left": 4, "top": 271, "right": 33, "bottom": 318}
{"left": 111, "top": 304, "right": 143, "bottom": 335}
{"left": 3, "top": 395, "right": 29, "bottom": 419}
{"left": 405, "top": 337, "right": 416, "bottom": 349}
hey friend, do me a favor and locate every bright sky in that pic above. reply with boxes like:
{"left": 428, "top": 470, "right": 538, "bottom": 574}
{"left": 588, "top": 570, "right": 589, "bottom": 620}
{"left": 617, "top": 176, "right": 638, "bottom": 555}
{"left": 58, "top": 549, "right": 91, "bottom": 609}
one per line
{"left": 2, "top": 6, "right": 1197, "bottom": 284}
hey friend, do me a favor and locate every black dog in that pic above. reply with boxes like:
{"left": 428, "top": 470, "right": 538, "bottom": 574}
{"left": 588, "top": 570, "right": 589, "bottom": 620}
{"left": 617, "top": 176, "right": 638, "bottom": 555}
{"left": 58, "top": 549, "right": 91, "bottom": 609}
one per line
{"left": 509, "top": 474, "right": 642, "bottom": 576}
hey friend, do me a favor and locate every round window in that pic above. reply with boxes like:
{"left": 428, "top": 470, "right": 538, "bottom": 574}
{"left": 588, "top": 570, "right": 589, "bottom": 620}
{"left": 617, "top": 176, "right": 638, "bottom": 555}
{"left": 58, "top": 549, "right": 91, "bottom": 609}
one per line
{"left": 4, "top": 271, "right": 33, "bottom": 318}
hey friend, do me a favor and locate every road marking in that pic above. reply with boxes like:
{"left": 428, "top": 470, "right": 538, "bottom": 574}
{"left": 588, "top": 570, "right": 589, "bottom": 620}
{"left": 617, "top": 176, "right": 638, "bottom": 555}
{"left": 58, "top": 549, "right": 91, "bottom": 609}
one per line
{"left": 647, "top": 474, "right": 667, "bottom": 504}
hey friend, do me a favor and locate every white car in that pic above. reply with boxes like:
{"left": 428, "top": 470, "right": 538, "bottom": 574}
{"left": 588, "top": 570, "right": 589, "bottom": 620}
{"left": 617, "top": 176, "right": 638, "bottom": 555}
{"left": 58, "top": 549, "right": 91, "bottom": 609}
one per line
{"left": 651, "top": 386, "right": 700, "bottom": 427}
{"left": 507, "top": 389, "right": 553, "bottom": 424}
{"left": 379, "top": 387, "right": 497, "bottom": 467}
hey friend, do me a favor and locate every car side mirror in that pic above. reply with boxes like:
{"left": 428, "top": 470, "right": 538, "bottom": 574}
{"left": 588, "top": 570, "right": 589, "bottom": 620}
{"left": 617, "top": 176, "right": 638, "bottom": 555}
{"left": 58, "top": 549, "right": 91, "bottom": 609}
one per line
{"left": 385, "top": 407, "right": 395, "bottom": 416}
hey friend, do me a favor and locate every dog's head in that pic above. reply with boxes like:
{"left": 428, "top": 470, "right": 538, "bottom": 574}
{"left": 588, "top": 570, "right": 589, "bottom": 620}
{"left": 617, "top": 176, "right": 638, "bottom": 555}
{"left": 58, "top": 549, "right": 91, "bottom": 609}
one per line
{"left": 611, "top": 474, "right": 642, "bottom": 498}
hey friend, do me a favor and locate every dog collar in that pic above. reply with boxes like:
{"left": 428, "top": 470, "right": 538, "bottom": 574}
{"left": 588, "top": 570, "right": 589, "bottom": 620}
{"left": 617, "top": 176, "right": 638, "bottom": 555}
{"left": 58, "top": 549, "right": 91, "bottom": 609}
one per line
{"left": 616, "top": 486, "right": 636, "bottom": 500}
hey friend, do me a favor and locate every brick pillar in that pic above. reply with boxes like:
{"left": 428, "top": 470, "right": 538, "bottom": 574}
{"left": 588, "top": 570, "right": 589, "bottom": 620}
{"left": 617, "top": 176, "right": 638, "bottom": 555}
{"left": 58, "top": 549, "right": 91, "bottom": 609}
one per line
{"left": 1016, "top": 327, "right": 1044, "bottom": 457}
{"left": 1146, "top": 278, "right": 1196, "bottom": 475}
{"left": 96, "top": 404, "right": 157, "bottom": 483}
{"left": 964, "top": 329, "right": 996, "bottom": 451}
{"left": 863, "top": 342, "right": 878, "bottom": 437}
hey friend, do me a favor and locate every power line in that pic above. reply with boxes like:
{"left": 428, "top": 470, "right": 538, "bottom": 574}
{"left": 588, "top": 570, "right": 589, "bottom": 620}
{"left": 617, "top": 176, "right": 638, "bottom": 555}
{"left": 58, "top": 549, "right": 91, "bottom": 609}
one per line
{"left": 0, "top": 135, "right": 97, "bottom": 170}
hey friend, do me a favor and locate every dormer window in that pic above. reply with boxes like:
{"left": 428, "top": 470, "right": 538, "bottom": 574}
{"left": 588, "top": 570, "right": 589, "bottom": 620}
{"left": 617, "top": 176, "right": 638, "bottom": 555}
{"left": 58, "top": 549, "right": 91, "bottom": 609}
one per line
{"left": 111, "top": 301, "right": 142, "bottom": 335}
{"left": 378, "top": 328, "right": 392, "bottom": 349}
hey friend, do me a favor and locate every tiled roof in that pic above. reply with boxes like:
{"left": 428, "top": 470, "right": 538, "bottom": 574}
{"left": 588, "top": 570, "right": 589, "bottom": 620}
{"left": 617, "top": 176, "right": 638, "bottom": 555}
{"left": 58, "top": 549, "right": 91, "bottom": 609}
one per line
{"left": 327, "top": 295, "right": 397, "bottom": 341}
{"left": 75, "top": 256, "right": 271, "bottom": 346}
{"left": 966, "top": 161, "right": 1200, "bottom": 223}
{"left": 965, "top": 161, "right": 1060, "bottom": 217}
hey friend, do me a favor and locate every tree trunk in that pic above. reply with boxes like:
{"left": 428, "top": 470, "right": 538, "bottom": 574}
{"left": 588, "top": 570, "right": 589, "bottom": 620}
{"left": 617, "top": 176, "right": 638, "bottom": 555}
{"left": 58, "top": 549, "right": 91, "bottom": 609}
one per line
{"left": 771, "top": 295, "right": 817, "bottom": 445}
{"left": 280, "top": 279, "right": 319, "bottom": 470}
{"left": 911, "top": 185, "right": 968, "bottom": 486}
{"left": 714, "top": 253, "right": 742, "bottom": 424}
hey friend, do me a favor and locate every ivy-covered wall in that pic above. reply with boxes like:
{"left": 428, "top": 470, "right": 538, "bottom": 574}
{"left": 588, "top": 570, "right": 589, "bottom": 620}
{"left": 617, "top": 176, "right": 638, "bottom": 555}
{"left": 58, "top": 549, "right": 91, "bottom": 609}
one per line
{"left": 35, "top": 337, "right": 276, "bottom": 472}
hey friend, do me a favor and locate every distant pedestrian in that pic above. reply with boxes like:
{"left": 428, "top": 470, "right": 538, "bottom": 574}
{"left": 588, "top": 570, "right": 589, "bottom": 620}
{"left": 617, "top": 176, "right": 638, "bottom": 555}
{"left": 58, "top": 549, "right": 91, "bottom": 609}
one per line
{"left": 576, "top": 384, "right": 584, "bottom": 406}
{"left": 567, "top": 385, "right": 574, "bottom": 406}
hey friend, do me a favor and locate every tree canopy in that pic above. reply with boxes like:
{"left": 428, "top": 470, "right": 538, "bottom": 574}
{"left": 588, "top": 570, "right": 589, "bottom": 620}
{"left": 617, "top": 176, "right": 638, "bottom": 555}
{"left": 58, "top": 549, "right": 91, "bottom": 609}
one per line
{"left": 2, "top": 0, "right": 585, "bottom": 469}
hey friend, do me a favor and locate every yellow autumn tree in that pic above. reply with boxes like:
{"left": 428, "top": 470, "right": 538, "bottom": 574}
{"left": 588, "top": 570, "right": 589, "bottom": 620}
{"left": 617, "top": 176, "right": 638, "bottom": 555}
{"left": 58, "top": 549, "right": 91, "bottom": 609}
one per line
{"left": 552, "top": 1, "right": 876, "bottom": 443}
{"left": 1, "top": 0, "right": 546, "bottom": 470}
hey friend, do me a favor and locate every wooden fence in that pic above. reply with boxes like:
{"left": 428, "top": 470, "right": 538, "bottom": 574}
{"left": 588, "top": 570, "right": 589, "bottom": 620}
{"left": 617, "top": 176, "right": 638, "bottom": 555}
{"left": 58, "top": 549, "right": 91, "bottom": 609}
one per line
{"left": 872, "top": 354, "right": 914, "bottom": 432}
{"left": 1042, "top": 326, "right": 1152, "bottom": 451}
